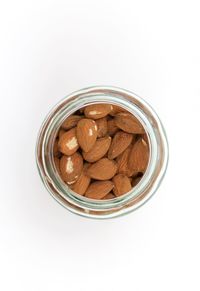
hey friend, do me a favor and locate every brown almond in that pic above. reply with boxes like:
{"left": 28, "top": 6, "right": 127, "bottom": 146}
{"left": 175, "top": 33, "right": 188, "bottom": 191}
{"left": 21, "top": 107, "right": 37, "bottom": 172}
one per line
{"left": 60, "top": 152, "right": 83, "bottom": 184}
{"left": 109, "top": 105, "right": 127, "bottom": 116}
{"left": 86, "top": 158, "right": 117, "bottom": 180}
{"left": 107, "top": 119, "right": 119, "bottom": 136}
{"left": 115, "top": 112, "right": 145, "bottom": 134}
{"left": 108, "top": 131, "right": 133, "bottom": 159}
{"left": 112, "top": 174, "right": 132, "bottom": 196}
{"left": 58, "top": 129, "right": 66, "bottom": 139}
{"left": 116, "top": 145, "right": 133, "bottom": 176}
{"left": 61, "top": 115, "right": 82, "bottom": 130}
{"left": 71, "top": 164, "right": 91, "bottom": 195}
{"left": 128, "top": 177, "right": 133, "bottom": 184}
{"left": 102, "top": 193, "right": 116, "bottom": 200}
{"left": 58, "top": 128, "right": 79, "bottom": 155}
{"left": 85, "top": 181, "right": 114, "bottom": 199}
{"left": 84, "top": 104, "right": 112, "bottom": 119}
{"left": 76, "top": 119, "right": 98, "bottom": 152}
{"left": 83, "top": 136, "right": 111, "bottom": 163}
{"left": 96, "top": 117, "right": 108, "bottom": 138}
{"left": 128, "top": 138, "right": 149, "bottom": 173}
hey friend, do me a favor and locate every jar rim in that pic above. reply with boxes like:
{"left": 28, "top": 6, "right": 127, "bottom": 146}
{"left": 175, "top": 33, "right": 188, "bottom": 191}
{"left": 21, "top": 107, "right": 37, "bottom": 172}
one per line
{"left": 36, "top": 86, "right": 169, "bottom": 219}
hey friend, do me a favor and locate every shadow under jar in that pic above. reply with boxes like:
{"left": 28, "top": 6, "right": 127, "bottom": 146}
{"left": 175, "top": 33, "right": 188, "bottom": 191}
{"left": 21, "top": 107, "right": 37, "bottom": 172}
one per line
{"left": 36, "top": 86, "right": 168, "bottom": 219}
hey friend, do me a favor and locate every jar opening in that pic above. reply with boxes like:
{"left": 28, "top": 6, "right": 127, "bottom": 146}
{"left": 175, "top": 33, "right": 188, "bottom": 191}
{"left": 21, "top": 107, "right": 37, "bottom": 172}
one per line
{"left": 52, "top": 102, "right": 150, "bottom": 203}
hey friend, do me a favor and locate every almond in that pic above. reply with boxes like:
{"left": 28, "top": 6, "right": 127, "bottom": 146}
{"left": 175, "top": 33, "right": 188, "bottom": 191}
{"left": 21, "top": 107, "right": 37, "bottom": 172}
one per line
{"left": 112, "top": 174, "right": 132, "bottom": 196}
{"left": 109, "top": 105, "right": 127, "bottom": 116}
{"left": 102, "top": 193, "right": 116, "bottom": 200}
{"left": 58, "top": 128, "right": 79, "bottom": 155}
{"left": 108, "top": 131, "right": 133, "bottom": 159}
{"left": 71, "top": 164, "right": 91, "bottom": 195}
{"left": 128, "top": 138, "right": 149, "bottom": 173}
{"left": 61, "top": 115, "right": 82, "bottom": 130}
{"left": 58, "top": 129, "right": 65, "bottom": 139}
{"left": 83, "top": 136, "right": 111, "bottom": 163}
{"left": 116, "top": 145, "right": 133, "bottom": 176}
{"left": 107, "top": 119, "right": 119, "bottom": 136}
{"left": 84, "top": 104, "right": 112, "bottom": 119}
{"left": 76, "top": 119, "right": 98, "bottom": 152}
{"left": 96, "top": 117, "right": 108, "bottom": 138}
{"left": 60, "top": 152, "right": 83, "bottom": 184}
{"left": 116, "top": 135, "right": 138, "bottom": 177}
{"left": 85, "top": 181, "right": 114, "bottom": 199}
{"left": 115, "top": 112, "right": 145, "bottom": 134}
{"left": 86, "top": 158, "right": 117, "bottom": 180}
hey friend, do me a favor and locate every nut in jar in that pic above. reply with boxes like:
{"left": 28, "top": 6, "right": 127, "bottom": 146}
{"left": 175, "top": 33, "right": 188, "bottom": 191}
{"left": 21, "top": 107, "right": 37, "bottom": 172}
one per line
{"left": 54, "top": 104, "right": 149, "bottom": 199}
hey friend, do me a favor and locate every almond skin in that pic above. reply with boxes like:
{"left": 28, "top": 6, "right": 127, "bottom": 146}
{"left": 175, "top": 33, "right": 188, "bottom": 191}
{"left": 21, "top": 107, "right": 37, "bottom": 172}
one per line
{"left": 86, "top": 158, "right": 117, "bottom": 180}
{"left": 71, "top": 164, "right": 91, "bottom": 195}
{"left": 83, "top": 136, "right": 111, "bottom": 163}
{"left": 85, "top": 181, "right": 114, "bottom": 199}
{"left": 116, "top": 145, "right": 133, "bottom": 176}
{"left": 84, "top": 104, "right": 112, "bottom": 119}
{"left": 112, "top": 174, "right": 132, "bottom": 196}
{"left": 109, "top": 105, "right": 127, "bottom": 116}
{"left": 61, "top": 115, "right": 82, "bottom": 130}
{"left": 76, "top": 119, "right": 98, "bottom": 152}
{"left": 102, "top": 193, "right": 116, "bottom": 200}
{"left": 58, "top": 128, "right": 79, "bottom": 155}
{"left": 128, "top": 138, "right": 149, "bottom": 173}
{"left": 107, "top": 119, "right": 119, "bottom": 136}
{"left": 58, "top": 129, "right": 66, "bottom": 139}
{"left": 96, "top": 117, "right": 108, "bottom": 138}
{"left": 115, "top": 112, "right": 145, "bottom": 134}
{"left": 60, "top": 152, "right": 83, "bottom": 184}
{"left": 108, "top": 131, "right": 133, "bottom": 159}
{"left": 116, "top": 137, "right": 138, "bottom": 177}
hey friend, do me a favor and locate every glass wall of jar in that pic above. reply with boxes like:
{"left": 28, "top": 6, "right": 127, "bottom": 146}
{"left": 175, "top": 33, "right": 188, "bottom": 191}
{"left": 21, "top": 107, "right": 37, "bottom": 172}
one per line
{"left": 36, "top": 86, "right": 168, "bottom": 219}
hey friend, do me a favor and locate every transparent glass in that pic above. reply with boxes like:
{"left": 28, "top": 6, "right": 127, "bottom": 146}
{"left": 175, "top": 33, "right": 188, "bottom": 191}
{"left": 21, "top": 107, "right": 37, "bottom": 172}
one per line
{"left": 36, "top": 86, "right": 168, "bottom": 219}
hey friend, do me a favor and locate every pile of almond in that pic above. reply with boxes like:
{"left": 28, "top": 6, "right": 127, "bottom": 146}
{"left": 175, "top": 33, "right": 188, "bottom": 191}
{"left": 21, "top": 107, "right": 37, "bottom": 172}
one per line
{"left": 53, "top": 104, "right": 149, "bottom": 200}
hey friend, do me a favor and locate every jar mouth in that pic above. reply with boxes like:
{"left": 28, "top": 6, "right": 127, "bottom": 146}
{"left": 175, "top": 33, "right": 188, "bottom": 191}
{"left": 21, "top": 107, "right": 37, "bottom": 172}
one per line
{"left": 36, "top": 86, "right": 168, "bottom": 218}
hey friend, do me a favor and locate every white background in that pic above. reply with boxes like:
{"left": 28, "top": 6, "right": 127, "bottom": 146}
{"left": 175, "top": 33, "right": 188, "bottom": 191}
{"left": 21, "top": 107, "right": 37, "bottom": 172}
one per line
{"left": 0, "top": 1, "right": 200, "bottom": 290}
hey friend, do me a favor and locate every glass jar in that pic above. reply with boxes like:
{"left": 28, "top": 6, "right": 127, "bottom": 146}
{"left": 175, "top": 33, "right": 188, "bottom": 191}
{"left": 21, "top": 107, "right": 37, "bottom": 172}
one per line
{"left": 36, "top": 86, "right": 168, "bottom": 219}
